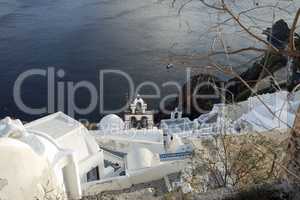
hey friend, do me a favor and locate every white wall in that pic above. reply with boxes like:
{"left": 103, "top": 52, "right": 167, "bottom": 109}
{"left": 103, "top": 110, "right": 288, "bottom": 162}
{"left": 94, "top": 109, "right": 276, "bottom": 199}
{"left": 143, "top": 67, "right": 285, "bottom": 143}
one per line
{"left": 82, "top": 160, "right": 186, "bottom": 196}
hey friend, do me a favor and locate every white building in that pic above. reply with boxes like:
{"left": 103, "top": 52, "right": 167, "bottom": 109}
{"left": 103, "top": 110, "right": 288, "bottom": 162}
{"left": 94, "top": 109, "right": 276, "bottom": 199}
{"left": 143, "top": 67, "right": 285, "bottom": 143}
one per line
{"left": 0, "top": 112, "right": 105, "bottom": 200}
{"left": 97, "top": 114, "right": 125, "bottom": 131}
{"left": 160, "top": 108, "right": 198, "bottom": 138}
{"left": 192, "top": 90, "right": 300, "bottom": 137}
{"left": 0, "top": 112, "right": 189, "bottom": 200}
{"left": 93, "top": 108, "right": 193, "bottom": 156}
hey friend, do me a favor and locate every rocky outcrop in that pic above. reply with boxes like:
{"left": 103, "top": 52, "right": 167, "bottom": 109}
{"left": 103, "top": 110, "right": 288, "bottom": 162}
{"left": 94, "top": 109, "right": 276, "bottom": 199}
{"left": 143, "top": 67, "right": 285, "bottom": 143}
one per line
{"left": 177, "top": 20, "right": 300, "bottom": 119}
{"left": 263, "top": 19, "right": 290, "bottom": 49}
{"left": 180, "top": 74, "right": 223, "bottom": 119}
{"left": 179, "top": 51, "right": 287, "bottom": 119}
{"left": 227, "top": 53, "right": 287, "bottom": 102}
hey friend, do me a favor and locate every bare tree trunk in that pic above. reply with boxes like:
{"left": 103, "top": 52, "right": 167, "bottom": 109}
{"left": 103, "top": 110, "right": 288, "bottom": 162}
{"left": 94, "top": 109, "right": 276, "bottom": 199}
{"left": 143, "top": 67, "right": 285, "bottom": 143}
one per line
{"left": 285, "top": 106, "right": 300, "bottom": 186}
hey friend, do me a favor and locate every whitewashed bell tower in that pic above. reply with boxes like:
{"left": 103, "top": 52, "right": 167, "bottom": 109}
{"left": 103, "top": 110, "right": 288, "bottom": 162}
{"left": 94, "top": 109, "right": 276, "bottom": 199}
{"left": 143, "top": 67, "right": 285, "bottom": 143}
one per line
{"left": 124, "top": 95, "right": 154, "bottom": 129}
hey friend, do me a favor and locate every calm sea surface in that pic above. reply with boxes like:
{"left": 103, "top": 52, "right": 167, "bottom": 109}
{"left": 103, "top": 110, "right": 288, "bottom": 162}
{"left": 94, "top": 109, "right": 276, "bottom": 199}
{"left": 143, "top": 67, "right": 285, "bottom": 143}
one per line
{"left": 0, "top": 0, "right": 205, "bottom": 121}
{"left": 0, "top": 0, "right": 298, "bottom": 121}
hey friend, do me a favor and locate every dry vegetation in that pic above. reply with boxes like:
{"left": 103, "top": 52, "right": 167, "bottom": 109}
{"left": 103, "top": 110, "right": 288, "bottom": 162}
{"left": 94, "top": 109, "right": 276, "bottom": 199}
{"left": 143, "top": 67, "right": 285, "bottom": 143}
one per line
{"left": 190, "top": 133, "right": 287, "bottom": 190}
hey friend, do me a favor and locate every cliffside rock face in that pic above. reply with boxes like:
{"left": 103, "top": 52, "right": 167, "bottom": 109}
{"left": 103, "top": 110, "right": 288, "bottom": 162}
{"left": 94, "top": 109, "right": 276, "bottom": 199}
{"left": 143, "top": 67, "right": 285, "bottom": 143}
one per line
{"left": 179, "top": 53, "right": 287, "bottom": 119}
{"left": 264, "top": 19, "right": 290, "bottom": 49}
{"left": 227, "top": 53, "right": 287, "bottom": 102}
{"left": 180, "top": 74, "right": 223, "bottom": 119}
{"left": 179, "top": 50, "right": 290, "bottom": 119}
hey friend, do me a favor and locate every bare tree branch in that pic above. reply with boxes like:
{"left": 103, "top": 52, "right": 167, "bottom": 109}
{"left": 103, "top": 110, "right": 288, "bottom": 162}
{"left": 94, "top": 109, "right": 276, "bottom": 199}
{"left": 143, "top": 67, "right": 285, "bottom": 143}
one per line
{"left": 288, "top": 8, "right": 300, "bottom": 52}
{"left": 220, "top": 0, "right": 279, "bottom": 53}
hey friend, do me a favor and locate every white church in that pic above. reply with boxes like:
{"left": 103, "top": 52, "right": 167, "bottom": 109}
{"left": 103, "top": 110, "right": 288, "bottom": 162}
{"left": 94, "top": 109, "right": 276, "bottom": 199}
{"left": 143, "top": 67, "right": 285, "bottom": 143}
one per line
{"left": 0, "top": 96, "right": 192, "bottom": 200}
{"left": 0, "top": 91, "right": 299, "bottom": 200}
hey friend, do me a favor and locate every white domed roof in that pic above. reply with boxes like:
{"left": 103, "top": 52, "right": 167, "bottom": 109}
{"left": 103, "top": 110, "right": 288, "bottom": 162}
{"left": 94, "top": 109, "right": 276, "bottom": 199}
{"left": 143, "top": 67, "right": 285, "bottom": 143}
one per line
{"left": 98, "top": 114, "right": 124, "bottom": 131}
{"left": 0, "top": 138, "right": 54, "bottom": 200}
{"left": 126, "top": 147, "right": 158, "bottom": 170}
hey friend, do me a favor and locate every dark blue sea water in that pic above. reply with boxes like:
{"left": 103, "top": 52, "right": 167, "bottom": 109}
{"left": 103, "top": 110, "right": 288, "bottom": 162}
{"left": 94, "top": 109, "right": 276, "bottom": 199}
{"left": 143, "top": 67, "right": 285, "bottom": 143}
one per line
{"left": 0, "top": 0, "right": 207, "bottom": 121}
{"left": 0, "top": 0, "right": 297, "bottom": 121}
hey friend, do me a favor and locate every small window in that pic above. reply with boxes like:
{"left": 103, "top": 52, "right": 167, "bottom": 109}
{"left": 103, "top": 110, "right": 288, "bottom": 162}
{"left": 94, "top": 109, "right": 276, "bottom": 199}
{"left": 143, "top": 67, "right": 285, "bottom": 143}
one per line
{"left": 87, "top": 166, "right": 100, "bottom": 182}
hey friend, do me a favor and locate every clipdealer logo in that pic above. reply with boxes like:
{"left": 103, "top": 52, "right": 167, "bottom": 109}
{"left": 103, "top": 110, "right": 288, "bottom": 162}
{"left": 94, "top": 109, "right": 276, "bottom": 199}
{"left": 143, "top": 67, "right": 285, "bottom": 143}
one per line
{"left": 13, "top": 67, "right": 191, "bottom": 117}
